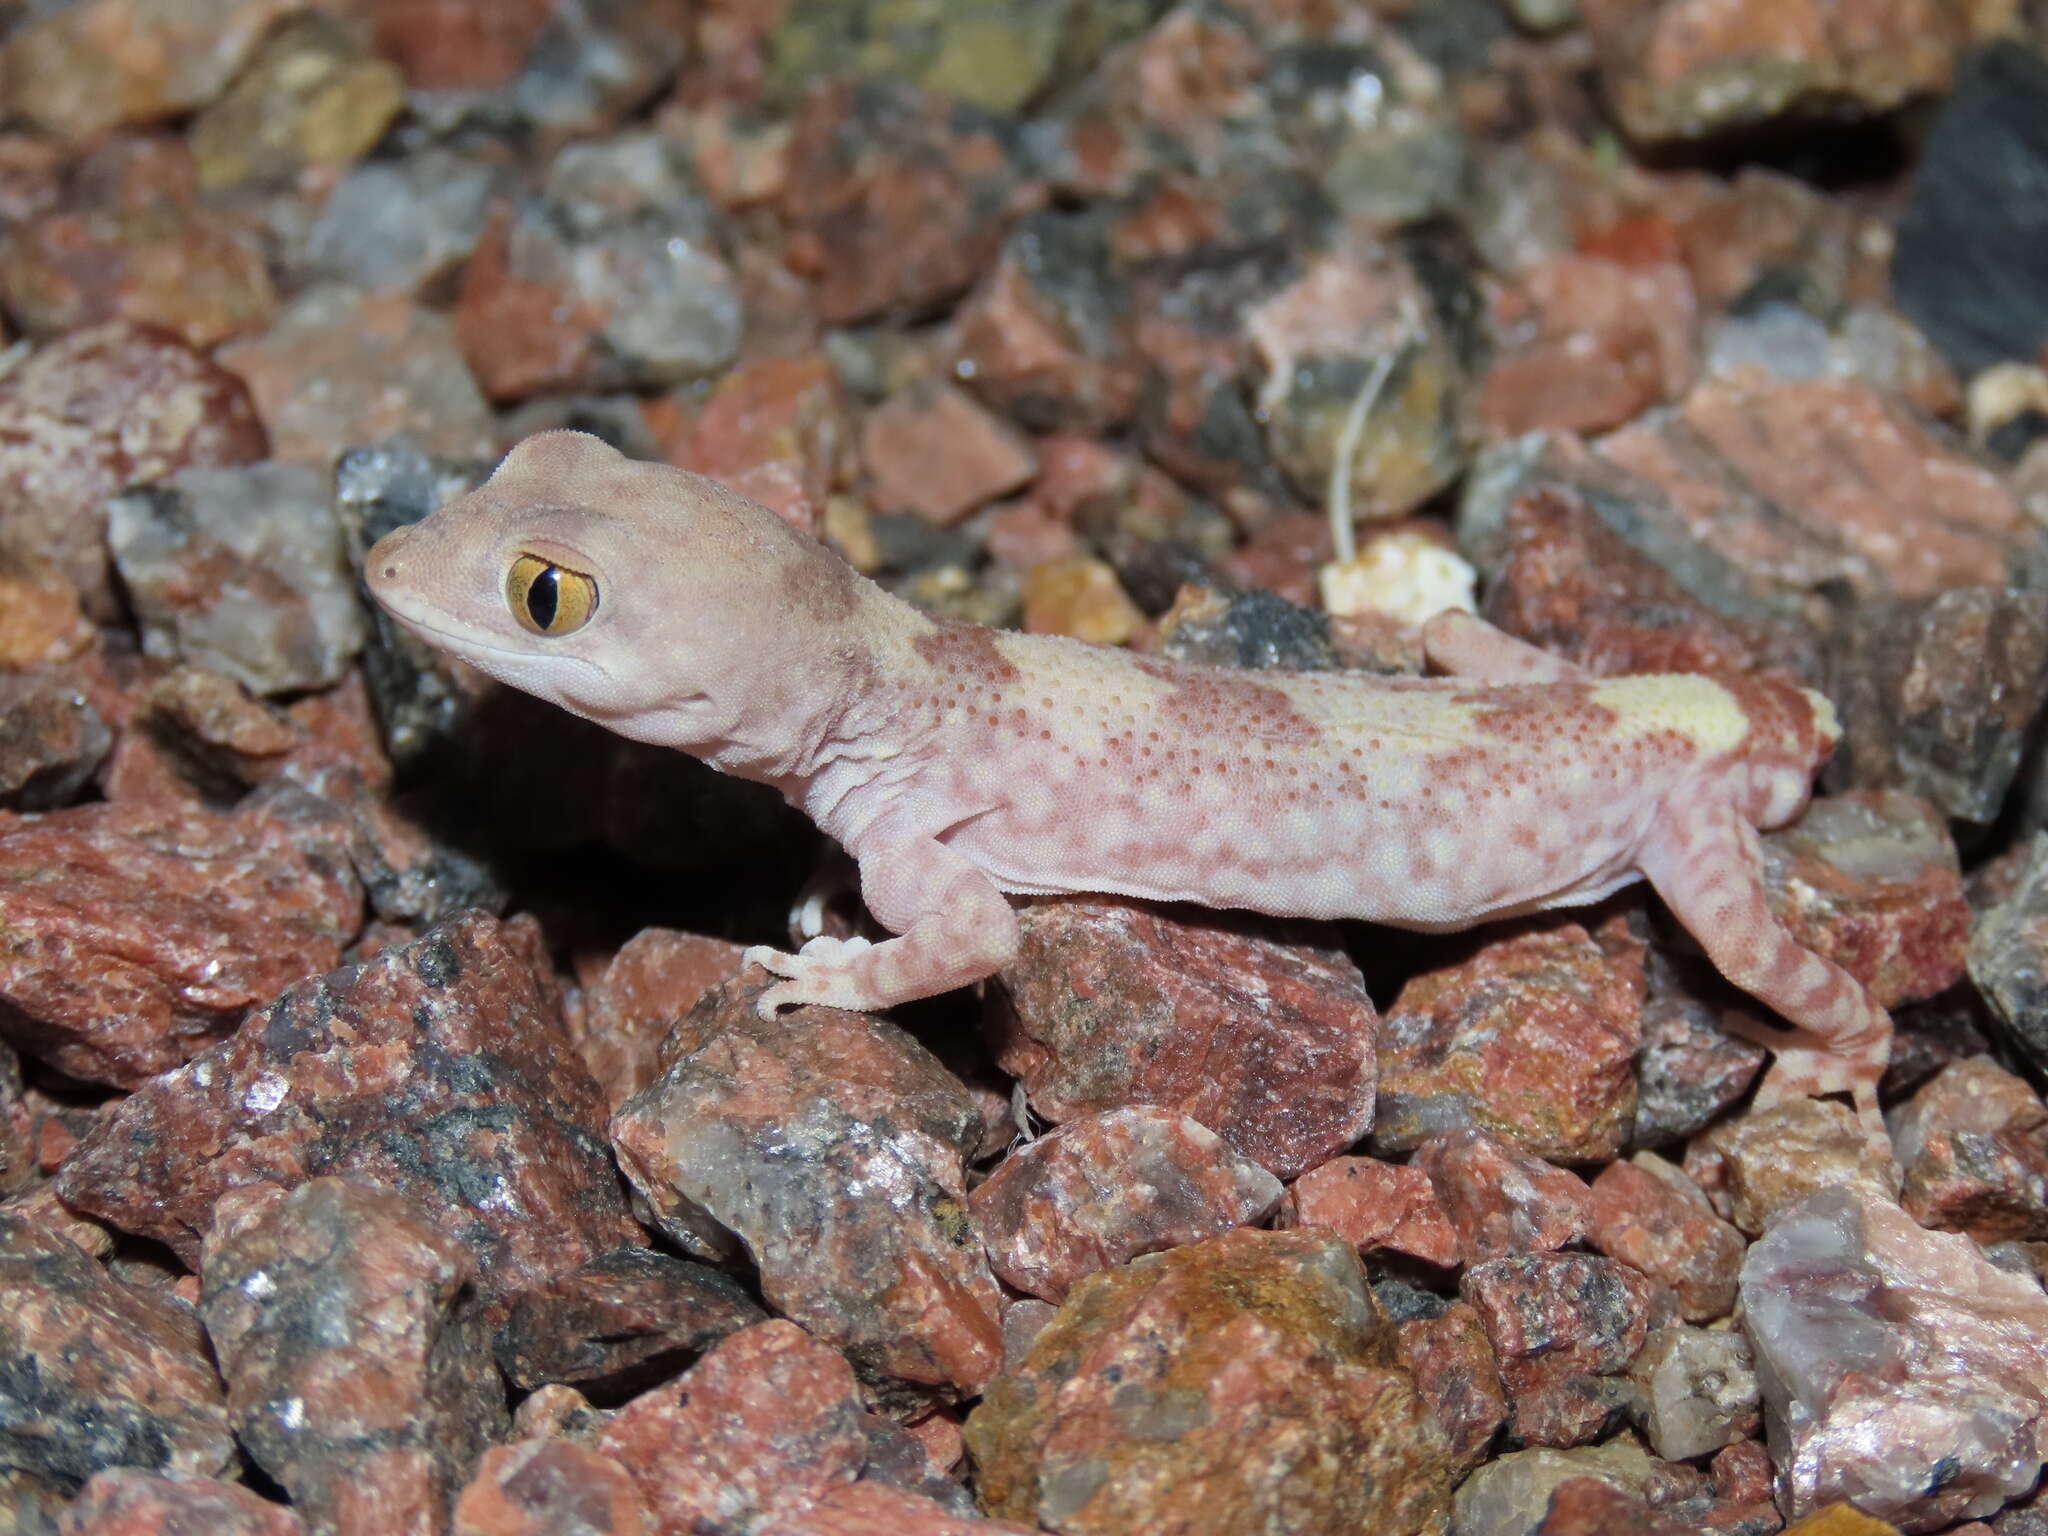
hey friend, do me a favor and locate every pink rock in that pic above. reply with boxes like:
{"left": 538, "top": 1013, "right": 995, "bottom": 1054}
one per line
{"left": 1585, "top": 1155, "right": 1745, "bottom": 1322}
{"left": 452, "top": 1438, "right": 647, "bottom": 1536}
{"left": 594, "top": 1320, "right": 868, "bottom": 1535}
{"left": 1394, "top": 1301, "right": 1508, "bottom": 1471}
{"left": 200, "top": 1179, "right": 507, "bottom": 1536}
{"left": 1277, "top": 1155, "right": 1460, "bottom": 1268}
{"left": 1742, "top": 1189, "right": 2048, "bottom": 1529}
{"left": 1414, "top": 1128, "right": 1592, "bottom": 1265}
{"left": 1891, "top": 1055, "right": 2048, "bottom": 1241}
{"left": 574, "top": 927, "right": 748, "bottom": 1110}
{"left": 0, "top": 800, "right": 361, "bottom": 1086}
{"left": 660, "top": 352, "right": 847, "bottom": 533}
{"left": 1531, "top": 1477, "right": 1692, "bottom": 1536}
{"left": 1374, "top": 921, "right": 1642, "bottom": 1161}
{"left": 1686, "top": 1097, "right": 1903, "bottom": 1236}
{"left": 1462, "top": 1253, "right": 1657, "bottom": 1448}
{"left": 611, "top": 979, "right": 1002, "bottom": 1390}
{"left": 759, "top": 1481, "right": 1041, "bottom": 1536}
{"left": 861, "top": 381, "right": 1039, "bottom": 526}
{"left": 971, "top": 1106, "right": 1282, "bottom": 1302}
{"left": 58, "top": 1469, "right": 305, "bottom": 1535}
{"left": 990, "top": 895, "right": 1378, "bottom": 1180}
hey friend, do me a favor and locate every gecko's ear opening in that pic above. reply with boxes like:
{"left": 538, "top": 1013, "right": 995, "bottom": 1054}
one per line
{"left": 507, "top": 554, "right": 600, "bottom": 635}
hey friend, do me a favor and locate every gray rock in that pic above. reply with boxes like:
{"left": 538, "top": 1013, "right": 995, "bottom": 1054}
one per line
{"left": 1970, "top": 834, "right": 2048, "bottom": 1076}
{"left": 1629, "top": 1325, "right": 1758, "bottom": 1462}
{"left": 0, "top": 673, "right": 108, "bottom": 811}
{"left": 304, "top": 150, "right": 500, "bottom": 295}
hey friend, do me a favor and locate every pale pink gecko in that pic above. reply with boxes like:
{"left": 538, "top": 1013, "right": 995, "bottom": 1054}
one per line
{"left": 365, "top": 430, "right": 1891, "bottom": 1125}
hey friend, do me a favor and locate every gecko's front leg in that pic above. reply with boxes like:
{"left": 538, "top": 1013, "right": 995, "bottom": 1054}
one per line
{"left": 745, "top": 834, "right": 1020, "bottom": 1018}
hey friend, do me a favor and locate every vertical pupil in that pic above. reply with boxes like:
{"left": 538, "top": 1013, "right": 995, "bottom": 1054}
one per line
{"left": 527, "top": 566, "right": 559, "bottom": 629}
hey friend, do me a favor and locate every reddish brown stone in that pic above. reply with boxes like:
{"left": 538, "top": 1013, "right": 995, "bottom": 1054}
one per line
{"left": 0, "top": 136, "right": 276, "bottom": 350}
{"left": 0, "top": 323, "right": 267, "bottom": 618}
{"left": 218, "top": 285, "right": 495, "bottom": 469}
{"left": 1019, "top": 557, "right": 1145, "bottom": 645}
{"left": 0, "top": 1212, "right": 233, "bottom": 1490}
{"left": 862, "top": 381, "right": 1039, "bottom": 526}
{"left": 1685, "top": 1098, "right": 1901, "bottom": 1236}
{"left": 661, "top": 353, "right": 848, "bottom": 533}
{"left": 990, "top": 896, "right": 1378, "bottom": 1180}
{"left": 0, "top": 552, "right": 92, "bottom": 670}
{"left": 1481, "top": 254, "right": 1696, "bottom": 437}
{"left": 201, "top": 1178, "right": 508, "bottom": 1536}
{"left": 594, "top": 1320, "right": 868, "bottom": 1535}
{"left": 611, "top": 979, "right": 1001, "bottom": 1390}
{"left": 1463, "top": 1253, "right": 1657, "bottom": 1448}
{"left": 966, "top": 1228, "right": 1454, "bottom": 1536}
{"left": 760, "top": 1482, "right": 1040, "bottom": 1536}
{"left": 451, "top": 1437, "right": 647, "bottom": 1536}
{"left": 0, "top": 800, "right": 361, "bottom": 1086}
{"left": 1891, "top": 1055, "right": 2048, "bottom": 1242}
{"left": 1277, "top": 1155, "right": 1461, "bottom": 1269}
{"left": 0, "top": 670, "right": 112, "bottom": 813}
{"left": 1534, "top": 1477, "right": 1692, "bottom": 1536}
{"left": 1372, "top": 921, "right": 1642, "bottom": 1163}
{"left": 1586, "top": 1156, "right": 1745, "bottom": 1323}
{"left": 1633, "top": 953, "right": 1770, "bottom": 1148}
{"left": 781, "top": 80, "right": 1035, "bottom": 325}
{"left": 1760, "top": 790, "right": 1968, "bottom": 1011}
{"left": 970, "top": 1106, "right": 1282, "bottom": 1302}
{"left": 574, "top": 927, "right": 748, "bottom": 1110}
{"left": 370, "top": 0, "right": 556, "bottom": 91}
{"left": 1394, "top": 1301, "right": 1508, "bottom": 1472}
{"left": 57, "top": 913, "right": 637, "bottom": 1300}
{"left": 494, "top": 1245, "right": 766, "bottom": 1395}
{"left": 57, "top": 1469, "right": 305, "bottom": 1535}
{"left": 1598, "top": 375, "right": 2027, "bottom": 602}
{"left": 1413, "top": 1128, "right": 1593, "bottom": 1265}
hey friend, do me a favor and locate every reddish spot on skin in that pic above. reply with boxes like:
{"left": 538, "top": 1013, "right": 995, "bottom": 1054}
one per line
{"left": 914, "top": 620, "right": 1022, "bottom": 686}
{"left": 1460, "top": 682, "right": 1620, "bottom": 745}
{"left": 1131, "top": 657, "right": 1324, "bottom": 747}
{"left": 1715, "top": 672, "right": 1829, "bottom": 776}
{"left": 779, "top": 537, "right": 864, "bottom": 623}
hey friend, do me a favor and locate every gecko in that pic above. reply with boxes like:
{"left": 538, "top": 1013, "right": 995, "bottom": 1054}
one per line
{"left": 365, "top": 430, "right": 1891, "bottom": 1127}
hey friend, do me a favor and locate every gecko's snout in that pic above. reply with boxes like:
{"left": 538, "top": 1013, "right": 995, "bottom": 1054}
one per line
{"left": 365, "top": 523, "right": 413, "bottom": 592}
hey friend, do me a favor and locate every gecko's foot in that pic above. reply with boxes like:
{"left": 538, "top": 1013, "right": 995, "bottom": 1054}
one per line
{"left": 743, "top": 935, "right": 876, "bottom": 1018}
{"left": 1751, "top": 1047, "right": 1892, "bottom": 1155}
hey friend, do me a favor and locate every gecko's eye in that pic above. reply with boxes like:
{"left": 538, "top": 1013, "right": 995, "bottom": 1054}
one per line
{"left": 506, "top": 554, "right": 599, "bottom": 636}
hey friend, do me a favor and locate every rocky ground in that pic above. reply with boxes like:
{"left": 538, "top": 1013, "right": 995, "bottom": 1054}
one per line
{"left": 1, "top": 1, "right": 2047, "bottom": 1533}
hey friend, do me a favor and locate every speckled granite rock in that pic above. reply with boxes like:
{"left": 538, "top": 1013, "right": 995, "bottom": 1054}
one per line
{"left": 573, "top": 926, "right": 749, "bottom": 1110}
{"left": 1585, "top": 1154, "right": 1746, "bottom": 1322}
{"left": 1687, "top": 1097, "right": 1903, "bottom": 1236}
{"left": 200, "top": 1178, "right": 508, "bottom": 1536}
{"left": 1889, "top": 1055, "right": 2048, "bottom": 1242}
{"left": 1413, "top": 1127, "right": 1592, "bottom": 1265}
{"left": 966, "top": 1227, "right": 1453, "bottom": 1536}
{"left": 57, "top": 1469, "right": 304, "bottom": 1535}
{"left": 1742, "top": 1189, "right": 2048, "bottom": 1530}
{"left": 1277, "top": 1155, "right": 1461, "bottom": 1268}
{"left": 1462, "top": 1253, "right": 1657, "bottom": 1448}
{"left": 1393, "top": 1299, "right": 1508, "bottom": 1471}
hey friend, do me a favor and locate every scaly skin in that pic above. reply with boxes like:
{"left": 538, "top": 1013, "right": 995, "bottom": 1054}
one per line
{"left": 366, "top": 430, "right": 1890, "bottom": 1126}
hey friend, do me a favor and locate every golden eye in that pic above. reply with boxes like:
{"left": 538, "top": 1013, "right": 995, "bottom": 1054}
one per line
{"left": 506, "top": 554, "right": 599, "bottom": 636}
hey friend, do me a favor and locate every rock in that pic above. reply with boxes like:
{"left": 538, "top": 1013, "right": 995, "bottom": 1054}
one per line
{"left": 1018, "top": 557, "right": 1144, "bottom": 644}
{"left": 56, "top": 912, "right": 636, "bottom": 1299}
{"left": 1825, "top": 588, "right": 2048, "bottom": 825}
{"left": 1585, "top": 1154, "right": 1745, "bottom": 1322}
{"left": 657, "top": 352, "right": 848, "bottom": 532}
{"left": 0, "top": 800, "right": 360, "bottom": 1086}
{"left": 781, "top": 79, "right": 1033, "bottom": 324}
{"left": 451, "top": 1437, "right": 645, "bottom": 1536}
{"left": 0, "top": 136, "right": 276, "bottom": 351}
{"left": 1531, "top": 1477, "right": 1691, "bottom": 1536}
{"left": 862, "top": 381, "right": 1039, "bottom": 526}
{"left": 56, "top": 1469, "right": 304, "bottom": 1535}
{"left": 955, "top": 211, "right": 1141, "bottom": 434}
{"left": 0, "top": 0, "right": 295, "bottom": 141}
{"left": 1967, "top": 836, "right": 2048, "bottom": 1077}
{"left": 573, "top": 927, "right": 747, "bottom": 1110}
{"left": 121, "top": 668, "right": 306, "bottom": 806}
{"left": 970, "top": 1106, "right": 1283, "bottom": 1302}
{"left": 1277, "top": 1155, "right": 1461, "bottom": 1269}
{"left": 592, "top": 1320, "right": 867, "bottom": 1535}
{"left": 0, "top": 553, "right": 92, "bottom": 671}
{"left": 1596, "top": 375, "right": 2031, "bottom": 603}
{"left": 1450, "top": 1437, "right": 1662, "bottom": 1536}
{"left": 1245, "top": 236, "right": 1475, "bottom": 519}
{"left": 1742, "top": 1189, "right": 2048, "bottom": 1528}
{"left": 0, "top": 1213, "right": 232, "bottom": 1490}
{"left": 108, "top": 462, "right": 366, "bottom": 696}
{"left": 1581, "top": 0, "right": 2005, "bottom": 143}
{"left": 1701, "top": 300, "right": 1961, "bottom": 419}
{"left": 493, "top": 1244, "right": 765, "bottom": 1396}
{"left": 990, "top": 896, "right": 1378, "bottom": 1180}
{"left": 1462, "top": 1253, "right": 1657, "bottom": 1447}
{"left": 0, "top": 674, "right": 110, "bottom": 812}
{"left": 456, "top": 133, "right": 742, "bottom": 401}
{"left": 1687, "top": 1098, "right": 1903, "bottom": 1236}
{"left": 966, "top": 1227, "right": 1453, "bottom": 1536}
{"left": 1890, "top": 1055, "right": 2048, "bottom": 1242}
{"left": 1413, "top": 1127, "right": 1592, "bottom": 1266}
{"left": 304, "top": 149, "right": 502, "bottom": 297}
{"left": 1152, "top": 586, "right": 1343, "bottom": 674}
{"left": 1480, "top": 253, "right": 1695, "bottom": 437}
{"left": 1393, "top": 1300, "right": 1508, "bottom": 1470}
{"left": 1631, "top": 954, "right": 1770, "bottom": 1148}
{"left": 1371, "top": 921, "right": 1642, "bottom": 1162}
{"left": 187, "top": 13, "right": 404, "bottom": 191}
{"left": 1630, "top": 1326, "right": 1761, "bottom": 1462}
{"left": 1892, "top": 42, "right": 2048, "bottom": 377}
{"left": 1317, "top": 527, "right": 1478, "bottom": 628}
{"left": 200, "top": 1179, "right": 508, "bottom": 1535}
{"left": 0, "top": 323, "right": 267, "bottom": 619}
{"left": 217, "top": 285, "right": 495, "bottom": 468}
{"left": 610, "top": 978, "right": 1001, "bottom": 1390}
{"left": 760, "top": 1481, "right": 1041, "bottom": 1535}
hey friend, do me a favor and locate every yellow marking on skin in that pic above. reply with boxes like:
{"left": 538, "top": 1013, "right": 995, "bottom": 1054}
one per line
{"left": 1589, "top": 674, "right": 1751, "bottom": 754}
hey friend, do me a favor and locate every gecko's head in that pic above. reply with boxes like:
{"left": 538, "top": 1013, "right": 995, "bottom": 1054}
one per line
{"left": 365, "top": 430, "right": 862, "bottom": 749}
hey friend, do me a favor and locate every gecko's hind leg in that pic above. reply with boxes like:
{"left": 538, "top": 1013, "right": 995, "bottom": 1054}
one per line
{"left": 1422, "top": 611, "right": 1584, "bottom": 684}
{"left": 1636, "top": 798, "right": 1892, "bottom": 1141}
